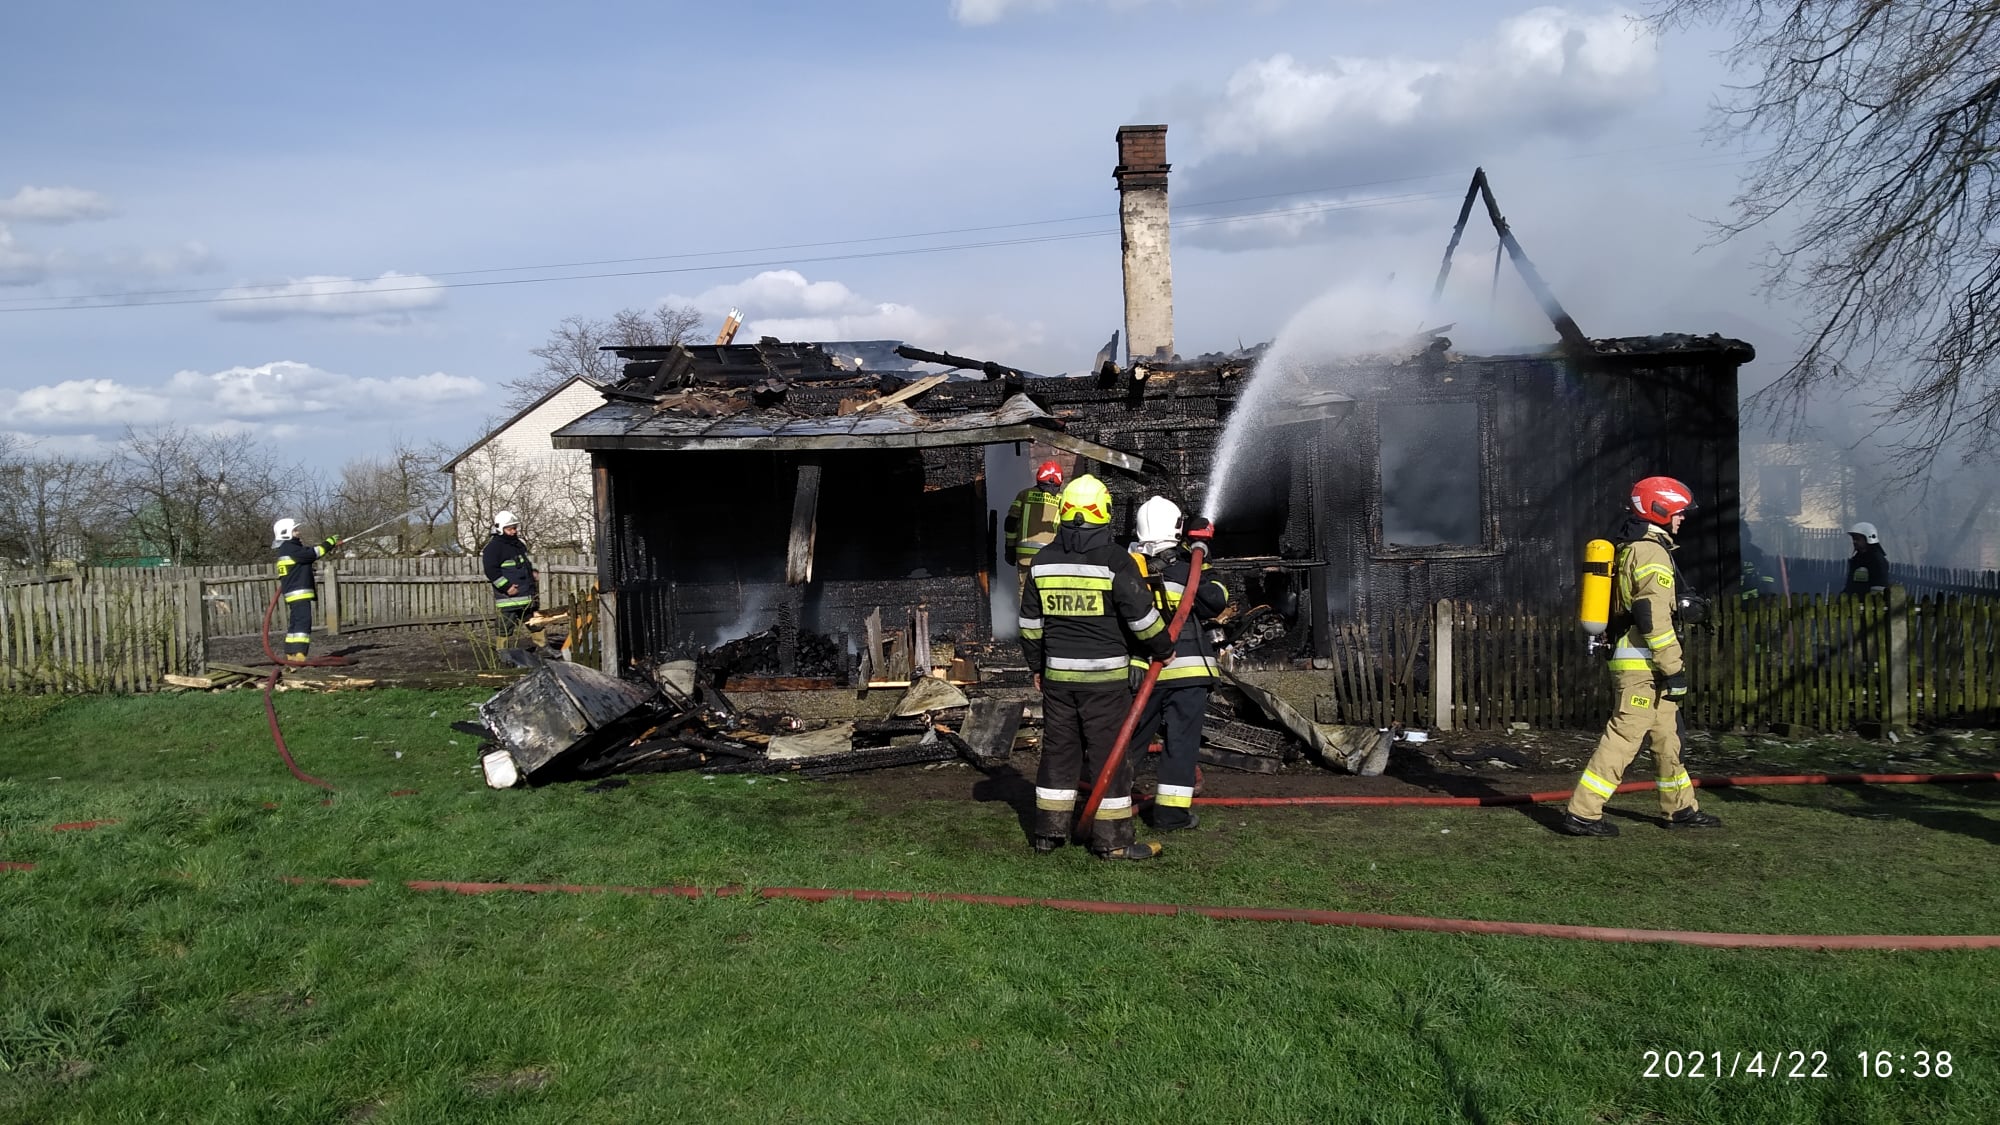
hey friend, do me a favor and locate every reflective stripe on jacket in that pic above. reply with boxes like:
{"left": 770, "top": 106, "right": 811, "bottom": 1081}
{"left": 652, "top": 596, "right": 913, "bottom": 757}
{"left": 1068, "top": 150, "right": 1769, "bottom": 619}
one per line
{"left": 274, "top": 537, "right": 328, "bottom": 603}
{"left": 1004, "top": 486, "right": 1063, "bottom": 566}
{"left": 1607, "top": 525, "right": 1683, "bottom": 676}
{"left": 482, "top": 533, "right": 538, "bottom": 610}
{"left": 1020, "top": 522, "right": 1171, "bottom": 687}
{"left": 1127, "top": 545, "right": 1230, "bottom": 685}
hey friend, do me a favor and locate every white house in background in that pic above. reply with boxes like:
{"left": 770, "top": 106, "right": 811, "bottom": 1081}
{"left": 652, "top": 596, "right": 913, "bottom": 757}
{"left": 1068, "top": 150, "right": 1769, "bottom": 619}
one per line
{"left": 441, "top": 376, "right": 602, "bottom": 552}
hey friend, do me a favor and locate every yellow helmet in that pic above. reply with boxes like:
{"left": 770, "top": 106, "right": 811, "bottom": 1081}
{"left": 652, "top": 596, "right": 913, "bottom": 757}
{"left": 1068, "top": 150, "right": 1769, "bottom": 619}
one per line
{"left": 1059, "top": 474, "right": 1113, "bottom": 525}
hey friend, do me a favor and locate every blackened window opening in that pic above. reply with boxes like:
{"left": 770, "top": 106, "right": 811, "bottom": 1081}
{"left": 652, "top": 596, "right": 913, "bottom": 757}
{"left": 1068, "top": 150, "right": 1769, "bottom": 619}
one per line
{"left": 1379, "top": 400, "right": 1482, "bottom": 548}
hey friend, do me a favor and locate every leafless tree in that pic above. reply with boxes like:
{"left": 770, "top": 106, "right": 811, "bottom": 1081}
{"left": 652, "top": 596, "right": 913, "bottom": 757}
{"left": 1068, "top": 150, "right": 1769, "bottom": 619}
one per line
{"left": 300, "top": 438, "right": 459, "bottom": 556}
{"left": 0, "top": 449, "right": 119, "bottom": 568}
{"left": 1654, "top": 1, "right": 2000, "bottom": 472}
{"left": 449, "top": 444, "right": 594, "bottom": 555}
{"left": 106, "top": 426, "right": 295, "bottom": 564}
{"left": 501, "top": 304, "right": 706, "bottom": 410}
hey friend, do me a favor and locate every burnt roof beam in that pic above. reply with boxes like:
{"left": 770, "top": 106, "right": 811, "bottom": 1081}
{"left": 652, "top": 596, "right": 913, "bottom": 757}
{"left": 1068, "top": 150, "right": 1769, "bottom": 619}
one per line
{"left": 1430, "top": 168, "right": 1588, "bottom": 354}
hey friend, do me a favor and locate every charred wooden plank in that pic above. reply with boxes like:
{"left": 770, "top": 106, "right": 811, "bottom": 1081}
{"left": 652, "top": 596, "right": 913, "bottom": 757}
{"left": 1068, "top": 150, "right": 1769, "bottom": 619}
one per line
{"left": 1197, "top": 746, "right": 1284, "bottom": 774}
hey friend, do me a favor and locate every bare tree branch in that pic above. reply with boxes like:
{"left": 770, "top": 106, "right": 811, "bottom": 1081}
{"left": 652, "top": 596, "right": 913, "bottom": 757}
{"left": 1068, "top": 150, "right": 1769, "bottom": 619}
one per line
{"left": 1656, "top": 0, "right": 2000, "bottom": 475}
{"left": 501, "top": 304, "right": 706, "bottom": 411}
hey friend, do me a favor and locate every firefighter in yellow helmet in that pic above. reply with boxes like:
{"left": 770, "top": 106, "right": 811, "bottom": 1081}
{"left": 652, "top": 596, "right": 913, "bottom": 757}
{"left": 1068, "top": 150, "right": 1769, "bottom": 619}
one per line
{"left": 1561, "top": 477, "right": 1723, "bottom": 836}
{"left": 1019, "top": 474, "right": 1174, "bottom": 859}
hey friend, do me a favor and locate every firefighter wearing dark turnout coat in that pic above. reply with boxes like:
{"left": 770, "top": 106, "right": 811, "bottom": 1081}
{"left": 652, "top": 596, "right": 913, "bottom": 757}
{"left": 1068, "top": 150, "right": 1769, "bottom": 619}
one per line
{"left": 1128, "top": 496, "right": 1228, "bottom": 832}
{"left": 1562, "top": 477, "right": 1723, "bottom": 836}
{"left": 272, "top": 518, "right": 339, "bottom": 663}
{"left": 1020, "top": 475, "right": 1174, "bottom": 859}
{"left": 481, "top": 511, "right": 544, "bottom": 650}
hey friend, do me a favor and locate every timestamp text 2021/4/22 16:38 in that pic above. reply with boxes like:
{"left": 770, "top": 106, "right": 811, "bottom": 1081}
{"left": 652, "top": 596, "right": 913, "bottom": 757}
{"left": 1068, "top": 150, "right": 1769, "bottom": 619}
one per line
{"left": 1641, "top": 1051, "right": 1955, "bottom": 1079}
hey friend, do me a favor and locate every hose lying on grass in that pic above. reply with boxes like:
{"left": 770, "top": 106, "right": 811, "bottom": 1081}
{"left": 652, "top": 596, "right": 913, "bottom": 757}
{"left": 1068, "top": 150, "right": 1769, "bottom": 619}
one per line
{"left": 271, "top": 875, "right": 2000, "bottom": 951}
{"left": 259, "top": 588, "right": 344, "bottom": 792}
{"left": 1174, "top": 771, "right": 2000, "bottom": 808}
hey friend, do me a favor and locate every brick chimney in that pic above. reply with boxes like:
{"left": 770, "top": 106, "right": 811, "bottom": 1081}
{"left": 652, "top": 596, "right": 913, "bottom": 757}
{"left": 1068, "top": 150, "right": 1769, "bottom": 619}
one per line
{"left": 1114, "top": 124, "right": 1173, "bottom": 365}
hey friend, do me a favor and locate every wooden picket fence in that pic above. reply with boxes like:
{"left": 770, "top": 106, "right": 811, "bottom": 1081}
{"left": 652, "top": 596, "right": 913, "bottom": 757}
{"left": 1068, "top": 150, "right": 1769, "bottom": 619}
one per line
{"left": 1313, "top": 591, "right": 2000, "bottom": 733}
{"left": 0, "top": 570, "right": 203, "bottom": 693}
{"left": 0, "top": 553, "right": 598, "bottom": 693}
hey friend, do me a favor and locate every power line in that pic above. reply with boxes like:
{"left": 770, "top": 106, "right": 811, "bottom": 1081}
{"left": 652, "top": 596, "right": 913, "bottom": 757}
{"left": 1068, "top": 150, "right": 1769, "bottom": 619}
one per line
{"left": 0, "top": 142, "right": 1764, "bottom": 315}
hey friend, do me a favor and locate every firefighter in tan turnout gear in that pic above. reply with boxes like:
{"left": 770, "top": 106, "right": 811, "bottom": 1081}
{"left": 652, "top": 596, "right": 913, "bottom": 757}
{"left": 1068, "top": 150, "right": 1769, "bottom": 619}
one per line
{"left": 1561, "top": 477, "right": 1724, "bottom": 837}
{"left": 1020, "top": 474, "right": 1174, "bottom": 859}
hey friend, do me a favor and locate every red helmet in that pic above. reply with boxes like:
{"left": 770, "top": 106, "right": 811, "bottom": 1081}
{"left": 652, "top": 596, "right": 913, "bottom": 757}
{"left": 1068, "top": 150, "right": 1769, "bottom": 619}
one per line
{"left": 1035, "top": 460, "right": 1064, "bottom": 486}
{"left": 1630, "top": 476, "right": 1696, "bottom": 526}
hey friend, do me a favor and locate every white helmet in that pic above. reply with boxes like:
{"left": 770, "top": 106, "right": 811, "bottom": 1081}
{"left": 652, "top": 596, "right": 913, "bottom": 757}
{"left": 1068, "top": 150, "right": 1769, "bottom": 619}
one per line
{"left": 1849, "top": 521, "right": 1880, "bottom": 545}
{"left": 1134, "top": 495, "right": 1183, "bottom": 546}
{"left": 492, "top": 510, "right": 519, "bottom": 534}
{"left": 271, "top": 518, "right": 300, "bottom": 548}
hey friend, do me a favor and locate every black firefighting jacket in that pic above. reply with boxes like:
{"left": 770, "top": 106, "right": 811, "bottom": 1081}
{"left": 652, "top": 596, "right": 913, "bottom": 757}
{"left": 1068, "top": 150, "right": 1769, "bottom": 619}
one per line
{"left": 482, "top": 532, "right": 538, "bottom": 610}
{"left": 1129, "top": 544, "right": 1230, "bottom": 685}
{"left": 1020, "top": 521, "right": 1172, "bottom": 688}
{"left": 275, "top": 536, "right": 333, "bottom": 603}
{"left": 1844, "top": 542, "right": 1890, "bottom": 595}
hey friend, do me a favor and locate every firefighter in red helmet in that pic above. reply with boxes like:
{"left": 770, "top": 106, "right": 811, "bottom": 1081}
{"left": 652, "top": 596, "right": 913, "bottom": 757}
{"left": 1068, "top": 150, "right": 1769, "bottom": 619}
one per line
{"left": 1004, "top": 460, "right": 1066, "bottom": 597}
{"left": 1561, "top": 476, "right": 1723, "bottom": 836}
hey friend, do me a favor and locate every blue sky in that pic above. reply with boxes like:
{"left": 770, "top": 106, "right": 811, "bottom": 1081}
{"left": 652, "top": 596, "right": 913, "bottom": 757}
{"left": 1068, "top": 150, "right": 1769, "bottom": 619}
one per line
{"left": 1, "top": 1, "right": 1777, "bottom": 467}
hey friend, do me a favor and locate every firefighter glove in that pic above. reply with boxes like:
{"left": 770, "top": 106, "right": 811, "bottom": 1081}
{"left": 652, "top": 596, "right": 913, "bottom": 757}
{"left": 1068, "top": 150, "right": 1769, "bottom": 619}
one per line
{"left": 1660, "top": 671, "right": 1690, "bottom": 699}
{"left": 323, "top": 536, "right": 341, "bottom": 550}
{"left": 1184, "top": 516, "right": 1214, "bottom": 541}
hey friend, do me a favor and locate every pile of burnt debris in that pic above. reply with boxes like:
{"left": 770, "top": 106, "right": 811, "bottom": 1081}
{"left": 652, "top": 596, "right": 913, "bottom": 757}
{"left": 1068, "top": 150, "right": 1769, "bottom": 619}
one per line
{"left": 473, "top": 657, "right": 1392, "bottom": 789}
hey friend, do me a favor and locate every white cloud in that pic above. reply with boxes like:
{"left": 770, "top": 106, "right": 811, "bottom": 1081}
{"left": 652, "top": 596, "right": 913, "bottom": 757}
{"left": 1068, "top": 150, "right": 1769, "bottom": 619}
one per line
{"left": 0, "top": 224, "right": 219, "bottom": 288}
{"left": 1174, "top": 7, "right": 1659, "bottom": 247}
{"left": 0, "top": 361, "right": 484, "bottom": 435}
{"left": 0, "top": 186, "right": 115, "bottom": 224}
{"left": 952, "top": 0, "right": 1188, "bottom": 24}
{"left": 212, "top": 272, "right": 446, "bottom": 324}
{"left": 667, "top": 269, "right": 1047, "bottom": 363}
{"left": 0, "top": 380, "right": 176, "bottom": 429}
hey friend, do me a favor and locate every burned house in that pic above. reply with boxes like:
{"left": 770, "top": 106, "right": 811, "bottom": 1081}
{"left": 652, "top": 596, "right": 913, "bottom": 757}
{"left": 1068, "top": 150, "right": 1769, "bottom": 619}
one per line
{"left": 552, "top": 127, "right": 1749, "bottom": 680}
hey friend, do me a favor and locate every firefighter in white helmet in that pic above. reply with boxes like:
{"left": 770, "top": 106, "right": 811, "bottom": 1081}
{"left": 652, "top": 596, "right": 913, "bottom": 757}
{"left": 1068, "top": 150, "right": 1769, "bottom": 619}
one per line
{"left": 482, "top": 511, "right": 544, "bottom": 651}
{"left": 1019, "top": 475, "right": 1174, "bottom": 859}
{"left": 271, "top": 518, "right": 341, "bottom": 663}
{"left": 1561, "top": 477, "right": 1722, "bottom": 836}
{"left": 1127, "top": 495, "right": 1228, "bottom": 832}
{"left": 1843, "top": 522, "right": 1890, "bottom": 595}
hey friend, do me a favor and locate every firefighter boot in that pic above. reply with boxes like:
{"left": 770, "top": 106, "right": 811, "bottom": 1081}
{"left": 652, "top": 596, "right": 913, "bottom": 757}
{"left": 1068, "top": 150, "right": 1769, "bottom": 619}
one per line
{"left": 1031, "top": 835, "right": 1065, "bottom": 854}
{"left": 1667, "top": 807, "right": 1724, "bottom": 829}
{"left": 1559, "top": 811, "right": 1619, "bottom": 837}
{"left": 1094, "top": 841, "right": 1163, "bottom": 861}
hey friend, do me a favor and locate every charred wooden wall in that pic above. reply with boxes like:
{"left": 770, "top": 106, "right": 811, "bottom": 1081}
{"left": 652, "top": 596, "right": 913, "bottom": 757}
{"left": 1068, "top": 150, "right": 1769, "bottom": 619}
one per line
{"left": 590, "top": 342, "right": 1743, "bottom": 670}
{"left": 596, "top": 447, "right": 990, "bottom": 664}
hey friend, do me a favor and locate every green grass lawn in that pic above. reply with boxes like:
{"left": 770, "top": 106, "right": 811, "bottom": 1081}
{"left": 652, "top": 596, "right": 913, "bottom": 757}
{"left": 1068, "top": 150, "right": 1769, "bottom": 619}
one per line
{"left": 2, "top": 689, "right": 1997, "bottom": 1123}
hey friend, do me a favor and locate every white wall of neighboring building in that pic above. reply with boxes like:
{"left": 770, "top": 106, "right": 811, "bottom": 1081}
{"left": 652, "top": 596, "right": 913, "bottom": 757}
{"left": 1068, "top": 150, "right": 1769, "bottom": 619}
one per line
{"left": 447, "top": 378, "right": 602, "bottom": 551}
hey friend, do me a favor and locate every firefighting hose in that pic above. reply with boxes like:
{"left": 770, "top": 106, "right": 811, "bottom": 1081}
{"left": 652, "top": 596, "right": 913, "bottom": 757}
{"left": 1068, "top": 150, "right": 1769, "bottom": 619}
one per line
{"left": 258, "top": 587, "right": 340, "bottom": 791}
{"left": 1077, "top": 541, "right": 1207, "bottom": 832}
{"left": 253, "top": 512, "right": 425, "bottom": 791}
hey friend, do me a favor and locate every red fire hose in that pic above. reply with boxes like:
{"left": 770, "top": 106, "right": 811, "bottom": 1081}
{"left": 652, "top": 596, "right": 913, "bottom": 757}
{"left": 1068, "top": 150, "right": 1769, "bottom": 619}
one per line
{"left": 1182, "top": 770, "right": 2000, "bottom": 807}
{"left": 1078, "top": 542, "right": 1208, "bottom": 831}
{"left": 259, "top": 588, "right": 340, "bottom": 792}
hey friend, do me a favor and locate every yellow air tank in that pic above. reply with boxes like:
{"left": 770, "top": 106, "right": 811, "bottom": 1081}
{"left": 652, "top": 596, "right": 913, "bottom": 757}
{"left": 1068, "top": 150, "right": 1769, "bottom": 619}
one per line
{"left": 1579, "top": 538, "right": 1615, "bottom": 635}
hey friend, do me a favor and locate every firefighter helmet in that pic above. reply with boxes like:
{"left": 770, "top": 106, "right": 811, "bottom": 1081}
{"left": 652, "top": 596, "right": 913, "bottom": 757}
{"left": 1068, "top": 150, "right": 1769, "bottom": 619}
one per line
{"left": 1849, "top": 521, "right": 1880, "bottom": 545}
{"left": 1059, "top": 474, "right": 1113, "bottom": 525}
{"left": 1630, "top": 477, "right": 1696, "bottom": 526}
{"left": 1035, "top": 460, "right": 1064, "bottom": 487}
{"left": 1135, "top": 495, "right": 1182, "bottom": 544}
{"left": 492, "top": 510, "right": 519, "bottom": 534}
{"left": 271, "top": 518, "right": 300, "bottom": 547}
